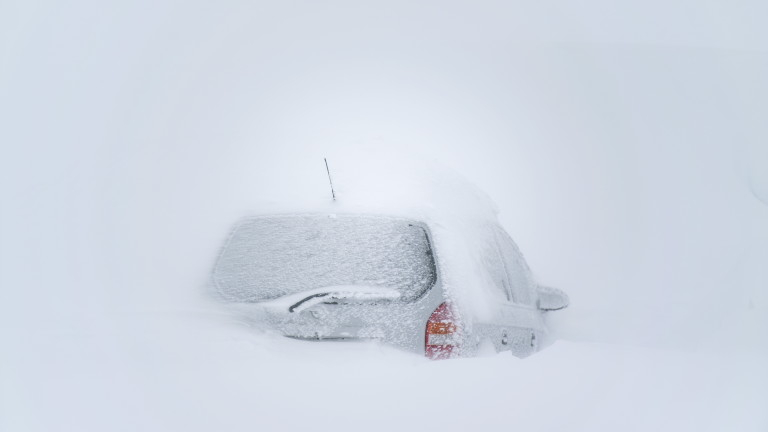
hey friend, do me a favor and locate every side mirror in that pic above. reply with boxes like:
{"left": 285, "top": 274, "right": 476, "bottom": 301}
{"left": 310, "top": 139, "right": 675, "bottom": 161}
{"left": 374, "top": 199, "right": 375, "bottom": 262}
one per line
{"left": 537, "top": 285, "right": 569, "bottom": 311}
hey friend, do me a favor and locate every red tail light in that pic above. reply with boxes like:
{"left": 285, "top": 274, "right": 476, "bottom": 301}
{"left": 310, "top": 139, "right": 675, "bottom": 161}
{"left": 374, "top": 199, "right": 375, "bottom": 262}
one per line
{"left": 425, "top": 302, "right": 461, "bottom": 360}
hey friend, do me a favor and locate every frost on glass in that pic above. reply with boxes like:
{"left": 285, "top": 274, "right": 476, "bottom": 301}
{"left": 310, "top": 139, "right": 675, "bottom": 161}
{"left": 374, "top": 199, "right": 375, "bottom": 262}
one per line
{"left": 213, "top": 215, "right": 436, "bottom": 303}
{"left": 495, "top": 228, "right": 537, "bottom": 306}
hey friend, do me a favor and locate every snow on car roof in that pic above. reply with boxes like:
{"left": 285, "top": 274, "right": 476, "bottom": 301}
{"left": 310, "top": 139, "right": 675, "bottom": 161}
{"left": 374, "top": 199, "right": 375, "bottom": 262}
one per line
{"left": 227, "top": 155, "right": 511, "bottom": 321}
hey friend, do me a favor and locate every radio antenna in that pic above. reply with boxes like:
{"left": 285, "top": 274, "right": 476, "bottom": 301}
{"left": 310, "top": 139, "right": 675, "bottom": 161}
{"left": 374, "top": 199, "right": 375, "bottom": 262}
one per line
{"left": 324, "top": 157, "right": 336, "bottom": 202}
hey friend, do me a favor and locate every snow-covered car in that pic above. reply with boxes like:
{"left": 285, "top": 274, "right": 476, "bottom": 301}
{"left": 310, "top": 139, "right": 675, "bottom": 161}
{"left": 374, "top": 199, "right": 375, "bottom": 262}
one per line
{"left": 210, "top": 212, "right": 568, "bottom": 359}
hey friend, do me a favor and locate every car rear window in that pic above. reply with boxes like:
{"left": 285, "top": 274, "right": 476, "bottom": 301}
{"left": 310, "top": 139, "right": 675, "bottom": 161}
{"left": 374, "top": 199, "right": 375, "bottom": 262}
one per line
{"left": 213, "top": 215, "right": 437, "bottom": 302}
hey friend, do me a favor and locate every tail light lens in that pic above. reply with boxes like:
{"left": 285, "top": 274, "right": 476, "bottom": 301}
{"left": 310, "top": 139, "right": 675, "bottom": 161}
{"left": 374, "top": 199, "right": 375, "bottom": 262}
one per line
{"left": 425, "top": 302, "right": 461, "bottom": 360}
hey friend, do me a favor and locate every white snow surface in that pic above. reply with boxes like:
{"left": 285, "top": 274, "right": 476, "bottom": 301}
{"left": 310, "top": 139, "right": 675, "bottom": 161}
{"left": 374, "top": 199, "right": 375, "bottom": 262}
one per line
{"left": 2, "top": 1, "right": 767, "bottom": 431}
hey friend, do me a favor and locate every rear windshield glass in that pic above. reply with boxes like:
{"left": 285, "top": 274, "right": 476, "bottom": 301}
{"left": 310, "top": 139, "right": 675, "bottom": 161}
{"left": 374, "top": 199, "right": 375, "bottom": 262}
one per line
{"left": 213, "top": 215, "right": 437, "bottom": 302}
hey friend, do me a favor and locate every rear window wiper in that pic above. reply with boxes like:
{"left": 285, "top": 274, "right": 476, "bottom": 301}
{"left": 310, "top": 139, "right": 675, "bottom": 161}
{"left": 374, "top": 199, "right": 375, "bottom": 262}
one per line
{"left": 289, "top": 292, "right": 333, "bottom": 313}
{"left": 285, "top": 286, "right": 401, "bottom": 313}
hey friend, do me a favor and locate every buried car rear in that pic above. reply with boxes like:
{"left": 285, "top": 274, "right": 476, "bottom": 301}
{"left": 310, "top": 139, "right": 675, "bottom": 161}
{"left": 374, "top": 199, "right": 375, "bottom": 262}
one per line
{"left": 210, "top": 213, "right": 568, "bottom": 358}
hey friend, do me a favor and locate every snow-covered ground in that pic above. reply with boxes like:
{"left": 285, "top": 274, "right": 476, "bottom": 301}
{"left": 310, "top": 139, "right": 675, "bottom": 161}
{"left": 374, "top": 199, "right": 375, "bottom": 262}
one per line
{"left": 2, "top": 1, "right": 767, "bottom": 431}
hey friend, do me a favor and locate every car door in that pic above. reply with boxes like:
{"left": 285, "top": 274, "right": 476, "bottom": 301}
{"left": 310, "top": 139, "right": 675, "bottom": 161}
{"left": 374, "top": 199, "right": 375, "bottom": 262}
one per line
{"left": 492, "top": 226, "right": 543, "bottom": 356}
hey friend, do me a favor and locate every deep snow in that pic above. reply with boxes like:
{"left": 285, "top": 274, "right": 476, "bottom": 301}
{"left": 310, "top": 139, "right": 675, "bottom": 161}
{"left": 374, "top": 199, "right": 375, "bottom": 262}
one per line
{"left": 2, "top": 0, "right": 767, "bottom": 431}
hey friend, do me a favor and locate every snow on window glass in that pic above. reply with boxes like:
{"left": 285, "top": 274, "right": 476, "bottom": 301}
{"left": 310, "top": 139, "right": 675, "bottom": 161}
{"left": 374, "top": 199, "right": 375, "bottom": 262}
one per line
{"left": 495, "top": 228, "right": 537, "bottom": 306}
{"left": 213, "top": 215, "right": 436, "bottom": 302}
